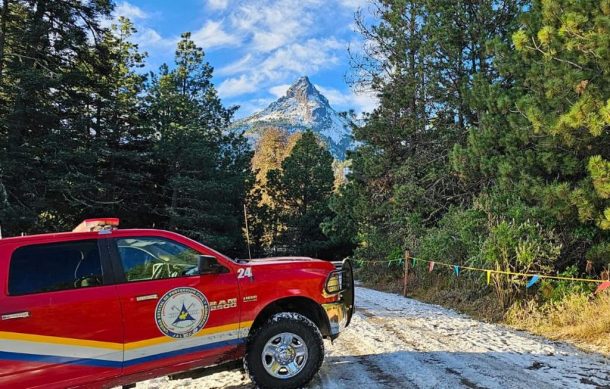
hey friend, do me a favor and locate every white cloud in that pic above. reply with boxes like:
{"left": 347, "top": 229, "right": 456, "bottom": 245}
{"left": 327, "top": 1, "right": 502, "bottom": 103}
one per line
{"left": 229, "top": 0, "right": 323, "bottom": 53}
{"left": 339, "top": 0, "right": 369, "bottom": 9}
{"left": 207, "top": 0, "right": 230, "bottom": 10}
{"left": 219, "top": 36, "right": 346, "bottom": 99}
{"left": 269, "top": 84, "right": 291, "bottom": 98}
{"left": 134, "top": 27, "right": 178, "bottom": 51}
{"left": 351, "top": 91, "right": 378, "bottom": 114}
{"left": 217, "top": 54, "right": 253, "bottom": 76}
{"left": 119, "top": 0, "right": 365, "bottom": 114}
{"left": 129, "top": 19, "right": 239, "bottom": 54}
{"left": 100, "top": 1, "right": 149, "bottom": 29}
{"left": 191, "top": 20, "right": 241, "bottom": 50}
{"left": 258, "top": 38, "right": 343, "bottom": 78}
{"left": 110, "top": 19, "right": 238, "bottom": 54}
{"left": 316, "top": 84, "right": 378, "bottom": 114}
{"left": 115, "top": 2, "right": 149, "bottom": 20}
{"left": 234, "top": 97, "right": 275, "bottom": 118}
{"left": 218, "top": 75, "right": 260, "bottom": 98}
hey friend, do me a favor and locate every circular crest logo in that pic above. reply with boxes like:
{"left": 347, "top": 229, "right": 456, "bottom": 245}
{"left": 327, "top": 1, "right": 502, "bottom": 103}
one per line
{"left": 155, "top": 287, "right": 210, "bottom": 338}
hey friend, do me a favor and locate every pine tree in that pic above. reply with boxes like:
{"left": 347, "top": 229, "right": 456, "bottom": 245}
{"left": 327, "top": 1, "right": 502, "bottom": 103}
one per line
{"left": 331, "top": 0, "right": 525, "bottom": 266}
{"left": 0, "top": 4, "right": 253, "bottom": 258}
{"left": 0, "top": 0, "right": 113, "bottom": 234}
{"left": 51, "top": 17, "right": 151, "bottom": 227}
{"left": 100, "top": 18, "right": 153, "bottom": 226}
{"left": 144, "top": 33, "right": 251, "bottom": 256}
{"left": 512, "top": 0, "right": 610, "bottom": 268}
{"left": 267, "top": 131, "right": 335, "bottom": 258}
{"left": 345, "top": 0, "right": 428, "bottom": 262}
{"left": 321, "top": 180, "right": 359, "bottom": 260}
{"left": 452, "top": 0, "right": 610, "bottom": 274}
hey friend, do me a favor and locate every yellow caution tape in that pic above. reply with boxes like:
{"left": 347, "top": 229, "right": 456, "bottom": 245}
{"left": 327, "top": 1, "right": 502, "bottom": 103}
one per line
{"left": 355, "top": 257, "right": 607, "bottom": 284}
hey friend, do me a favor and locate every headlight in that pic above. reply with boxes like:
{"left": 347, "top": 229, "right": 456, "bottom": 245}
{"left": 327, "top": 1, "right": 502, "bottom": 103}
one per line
{"left": 324, "top": 271, "right": 343, "bottom": 294}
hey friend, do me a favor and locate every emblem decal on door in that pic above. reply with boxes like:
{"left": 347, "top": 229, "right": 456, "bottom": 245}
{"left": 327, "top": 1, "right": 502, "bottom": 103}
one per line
{"left": 155, "top": 287, "right": 210, "bottom": 338}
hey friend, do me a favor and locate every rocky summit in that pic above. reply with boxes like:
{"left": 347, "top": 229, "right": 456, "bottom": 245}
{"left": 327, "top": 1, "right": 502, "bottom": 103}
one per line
{"left": 232, "top": 76, "right": 353, "bottom": 160}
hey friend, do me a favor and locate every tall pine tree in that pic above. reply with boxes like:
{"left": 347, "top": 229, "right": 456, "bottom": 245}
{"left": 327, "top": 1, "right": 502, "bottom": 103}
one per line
{"left": 144, "top": 33, "right": 252, "bottom": 256}
{"left": 454, "top": 0, "right": 610, "bottom": 273}
{"left": 331, "top": 0, "right": 525, "bottom": 266}
{"left": 0, "top": 0, "right": 113, "bottom": 234}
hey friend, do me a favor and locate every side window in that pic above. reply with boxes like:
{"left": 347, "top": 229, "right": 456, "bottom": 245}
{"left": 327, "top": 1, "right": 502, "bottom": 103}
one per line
{"left": 116, "top": 237, "right": 201, "bottom": 282}
{"left": 9, "top": 240, "right": 103, "bottom": 296}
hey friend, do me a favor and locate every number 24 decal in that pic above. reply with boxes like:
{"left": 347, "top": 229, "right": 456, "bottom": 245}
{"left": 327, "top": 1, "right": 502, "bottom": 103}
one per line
{"left": 237, "top": 267, "right": 253, "bottom": 279}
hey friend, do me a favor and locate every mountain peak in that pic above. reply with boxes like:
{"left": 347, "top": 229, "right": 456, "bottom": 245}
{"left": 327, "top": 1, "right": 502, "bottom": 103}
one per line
{"left": 234, "top": 76, "right": 353, "bottom": 159}
{"left": 284, "top": 76, "right": 327, "bottom": 105}
{"left": 292, "top": 75, "right": 312, "bottom": 88}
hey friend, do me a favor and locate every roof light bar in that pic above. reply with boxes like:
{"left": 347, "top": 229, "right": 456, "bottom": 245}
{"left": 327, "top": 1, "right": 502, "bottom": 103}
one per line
{"left": 73, "top": 218, "right": 120, "bottom": 233}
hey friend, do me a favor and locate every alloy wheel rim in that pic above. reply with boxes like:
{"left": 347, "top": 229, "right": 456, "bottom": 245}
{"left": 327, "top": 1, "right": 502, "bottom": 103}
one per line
{"left": 261, "top": 332, "right": 309, "bottom": 379}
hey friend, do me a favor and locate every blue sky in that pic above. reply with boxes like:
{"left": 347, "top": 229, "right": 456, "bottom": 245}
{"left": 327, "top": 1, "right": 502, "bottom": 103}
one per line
{"left": 111, "top": 0, "right": 377, "bottom": 118}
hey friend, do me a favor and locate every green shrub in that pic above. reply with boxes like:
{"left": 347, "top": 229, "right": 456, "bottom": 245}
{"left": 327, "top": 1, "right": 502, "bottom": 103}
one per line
{"left": 480, "top": 219, "right": 561, "bottom": 272}
{"left": 535, "top": 265, "right": 596, "bottom": 303}
{"left": 586, "top": 242, "right": 610, "bottom": 268}
{"left": 418, "top": 207, "right": 486, "bottom": 264}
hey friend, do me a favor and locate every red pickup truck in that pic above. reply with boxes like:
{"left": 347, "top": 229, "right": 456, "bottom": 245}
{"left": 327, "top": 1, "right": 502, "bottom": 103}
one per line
{"left": 0, "top": 219, "right": 354, "bottom": 389}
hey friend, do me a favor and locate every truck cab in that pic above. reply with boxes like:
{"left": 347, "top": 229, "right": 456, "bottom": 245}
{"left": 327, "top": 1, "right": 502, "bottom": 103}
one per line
{"left": 0, "top": 219, "right": 353, "bottom": 389}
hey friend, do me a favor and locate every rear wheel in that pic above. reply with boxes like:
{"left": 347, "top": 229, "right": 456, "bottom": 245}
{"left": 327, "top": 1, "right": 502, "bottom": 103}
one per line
{"left": 245, "top": 313, "right": 324, "bottom": 389}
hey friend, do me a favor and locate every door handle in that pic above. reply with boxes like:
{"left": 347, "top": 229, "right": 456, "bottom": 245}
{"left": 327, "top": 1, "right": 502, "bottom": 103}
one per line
{"left": 2, "top": 311, "right": 30, "bottom": 320}
{"left": 135, "top": 294, "right": 158, "bottom": 302}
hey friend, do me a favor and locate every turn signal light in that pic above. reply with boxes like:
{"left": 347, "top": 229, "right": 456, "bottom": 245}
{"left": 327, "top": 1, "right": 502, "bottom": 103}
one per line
{"left": 325, "top": 271, "right": 342, "bottom": 294}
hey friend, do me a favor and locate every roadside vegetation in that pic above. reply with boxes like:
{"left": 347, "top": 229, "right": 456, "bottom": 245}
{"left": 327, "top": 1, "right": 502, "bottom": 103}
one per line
{"left": 335, "top": 0, "right": 610, "bottom": 353}
{"left": 506, "top": 293, "right": 610, "bottom": 354}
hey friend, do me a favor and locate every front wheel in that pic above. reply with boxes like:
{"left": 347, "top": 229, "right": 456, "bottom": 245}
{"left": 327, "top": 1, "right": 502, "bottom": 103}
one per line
{"left": 245, "top": 313, "right": 324, "bottom": 389}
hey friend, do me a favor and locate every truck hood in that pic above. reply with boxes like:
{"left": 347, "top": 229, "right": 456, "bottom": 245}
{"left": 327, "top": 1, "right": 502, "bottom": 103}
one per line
{"left": 236, "top": 256, "right": 336, "bottom": 274}
{"left": 247, "top": 256, "right": 324, "bottom": 264}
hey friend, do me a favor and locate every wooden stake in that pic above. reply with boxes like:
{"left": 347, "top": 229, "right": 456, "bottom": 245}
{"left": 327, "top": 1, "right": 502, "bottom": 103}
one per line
{"left": 403, "top": 250, "right": 411, "bottom": 297}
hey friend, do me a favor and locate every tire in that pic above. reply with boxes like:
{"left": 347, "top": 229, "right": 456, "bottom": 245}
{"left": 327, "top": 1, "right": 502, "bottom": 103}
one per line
{"left": 245, "top": 312, "right": 324, "bottom": 389}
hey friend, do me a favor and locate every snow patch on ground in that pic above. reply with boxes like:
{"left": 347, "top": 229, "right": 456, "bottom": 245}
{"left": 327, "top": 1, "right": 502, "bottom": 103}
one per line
{"left": 134, "top": 287, "right": 610, "bottom": 388}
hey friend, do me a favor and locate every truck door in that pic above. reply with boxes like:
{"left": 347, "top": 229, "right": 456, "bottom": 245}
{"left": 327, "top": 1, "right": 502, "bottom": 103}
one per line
{"left": 108, "top": 235, "right": 241, "bottom": 379}
{"left": 0, "top": 238, "right": 123, "bottom": 388}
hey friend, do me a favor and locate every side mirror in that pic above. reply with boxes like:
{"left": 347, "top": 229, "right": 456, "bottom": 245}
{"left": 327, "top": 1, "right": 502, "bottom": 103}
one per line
{"left": 198, "top": 255, "right": 228, "bottom": 275}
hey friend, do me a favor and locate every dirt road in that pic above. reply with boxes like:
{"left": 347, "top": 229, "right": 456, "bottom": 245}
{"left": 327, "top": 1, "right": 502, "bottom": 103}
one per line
{"left": 138, "top": 287, "right": 610, "bottom": 388}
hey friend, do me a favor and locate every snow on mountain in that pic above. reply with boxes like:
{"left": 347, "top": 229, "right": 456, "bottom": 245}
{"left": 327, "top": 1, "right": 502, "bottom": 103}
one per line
{"left": 232, "top": 76, "right": 353, "bottom": 160}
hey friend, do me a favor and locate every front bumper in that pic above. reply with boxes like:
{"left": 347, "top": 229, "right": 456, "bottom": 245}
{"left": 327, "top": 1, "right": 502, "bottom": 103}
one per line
{"left": 321, "top": 301, "right": 349, "bottom": 337}
{"left": 321, "top": 258, "right": 354, "bottom": 339}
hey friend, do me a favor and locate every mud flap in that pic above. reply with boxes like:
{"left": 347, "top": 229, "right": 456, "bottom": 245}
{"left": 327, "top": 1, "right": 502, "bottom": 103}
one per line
{"left": 342, "top": 258, "right": 355, "bottom": 327}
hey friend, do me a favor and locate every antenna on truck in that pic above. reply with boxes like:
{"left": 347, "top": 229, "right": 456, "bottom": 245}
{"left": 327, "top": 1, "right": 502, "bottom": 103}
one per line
{"left": 243, "top": 204, "right": 252, "bottom": 260}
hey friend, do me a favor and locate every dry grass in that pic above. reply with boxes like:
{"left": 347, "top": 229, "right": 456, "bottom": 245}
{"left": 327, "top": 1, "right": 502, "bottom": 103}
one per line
{"left": 408, "top": 282, "right": 504, "bottom": 323}
{"left": 358, "top": 267, "right": 505, "bottom": 322}
{"left": 506, "top": 293, "right": 610, "bottom": 355}
{"left": 354, "top": 265, "right": 404, "bottom": 293}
